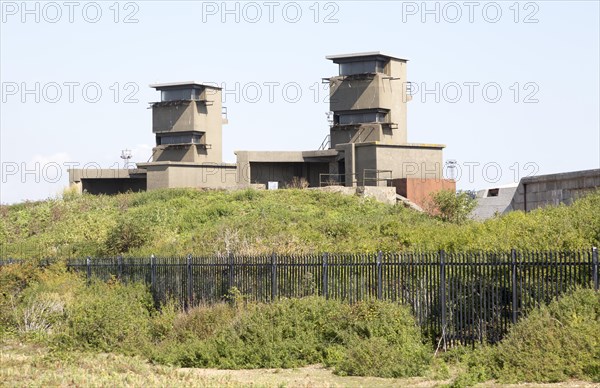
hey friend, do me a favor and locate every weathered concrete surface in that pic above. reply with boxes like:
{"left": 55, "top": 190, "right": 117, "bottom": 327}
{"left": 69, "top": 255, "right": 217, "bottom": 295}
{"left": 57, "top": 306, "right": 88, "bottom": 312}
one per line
{"left": 472, "top": 184, "right": 518, "bottom": 220}
{"left": 511, "top": 169, "right": 600, "bottom": 211}
{"left": 310, "top": 185, "right": 397, "bottom": 205}
{"left": 359, "top": 186, "right": 397, "bottom": 205}
{"left": 396, "top": 194, "right": 424, "bottom": 212}
{"left": 136, "top": 162, "right": 237, "bottom": 190}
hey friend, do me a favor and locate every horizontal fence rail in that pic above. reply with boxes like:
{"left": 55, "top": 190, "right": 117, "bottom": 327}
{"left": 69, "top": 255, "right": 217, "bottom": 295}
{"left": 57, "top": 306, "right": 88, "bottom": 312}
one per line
{"left": 3, "top": 249, "right": 598, "bottom": 346}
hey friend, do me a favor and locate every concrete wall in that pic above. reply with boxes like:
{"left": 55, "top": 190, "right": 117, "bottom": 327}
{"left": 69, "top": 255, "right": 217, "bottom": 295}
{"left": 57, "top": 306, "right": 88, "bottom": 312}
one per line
{"left": 140, "top": 162, "right": 238, "bottom": 190}
{"left": 330, "top": 75, "right": 388, "bottom": 112}
{"left": 472, "top": 185, "right": 518, "bottom": 220}
{"left": 390, "top": 178, "right": 456, "bottom": 209}
{"left": 330, "top": 124, "right": 383, "bottom": 148}
{"left": 359, "top": 186, "right": 398, "bottom": 205}
{"left": 386, "top": 59, "right": 409, "bottom": 138}
{"left": 328, "top": 58, "right": 409, "bottom": 147}
{"left": 511, "top": 169, "right": 600, "bottom": 211}
{"left": 374, "top": 144, "right": 444, "bottom": 180}
{"left": 152, "top": 102, "right": 198, "bottom": 133}
{"left": 69, "top": 168, "right": 146, "bottom": 182}
{"left": 313, "top": 185, "right": 397, "bottom": 205}
{"left": 151, "top": 88, "right": 224, "bottom": 164}
{"left": 353, "top": 144, "right": 378, "bottom": 185}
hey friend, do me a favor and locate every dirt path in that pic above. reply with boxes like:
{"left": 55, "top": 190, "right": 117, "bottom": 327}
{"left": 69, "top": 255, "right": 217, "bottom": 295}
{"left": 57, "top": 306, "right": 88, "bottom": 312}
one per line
{"left": 181, "top": 365, "right": 599, "bottom": 388}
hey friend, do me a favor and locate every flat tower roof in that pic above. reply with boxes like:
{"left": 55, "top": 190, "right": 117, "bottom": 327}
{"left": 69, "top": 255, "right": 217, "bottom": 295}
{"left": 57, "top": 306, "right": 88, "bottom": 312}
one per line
{"left": 326, "top": 51, "right": 408, "bottom": 63}
{"left": 149, "top": 81, "right": 221, "bottom": 90}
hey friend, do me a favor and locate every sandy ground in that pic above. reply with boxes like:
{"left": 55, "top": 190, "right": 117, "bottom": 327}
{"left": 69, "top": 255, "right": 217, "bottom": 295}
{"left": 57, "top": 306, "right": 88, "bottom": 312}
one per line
{"left": 2, "top": 340, "right": 598, "bottom": 388}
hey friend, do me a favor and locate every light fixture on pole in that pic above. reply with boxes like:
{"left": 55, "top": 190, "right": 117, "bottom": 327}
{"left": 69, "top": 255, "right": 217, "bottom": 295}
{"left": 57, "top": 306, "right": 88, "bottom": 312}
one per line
{"left": 120, "top": 149, "right": 132, "bottom": 169}
{"left": 445, "top": 159, "right": 458, "bottom": 181}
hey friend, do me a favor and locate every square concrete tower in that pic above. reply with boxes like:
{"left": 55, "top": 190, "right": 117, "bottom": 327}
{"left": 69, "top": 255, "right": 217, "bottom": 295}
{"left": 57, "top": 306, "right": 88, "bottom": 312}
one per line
{"left": 150, "top": 82, "right": 225, "bottom": 164}
{"left": 326, "top": 52, "right": 410, "bottom": 148}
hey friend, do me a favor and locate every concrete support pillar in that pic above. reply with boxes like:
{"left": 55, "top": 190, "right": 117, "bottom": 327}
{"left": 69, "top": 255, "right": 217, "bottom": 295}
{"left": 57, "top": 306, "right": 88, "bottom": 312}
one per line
{"left": 235, "top": 151, "right": 251, "bottom": 187}
{"left": 342, "top": 143, "right": 356, "bottom": 187}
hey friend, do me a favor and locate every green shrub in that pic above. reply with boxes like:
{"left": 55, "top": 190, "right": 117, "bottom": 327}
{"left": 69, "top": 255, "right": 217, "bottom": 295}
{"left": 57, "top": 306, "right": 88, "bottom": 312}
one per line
{"left": 57, "top": 280, "right": 155, "bottom": 353}
{"left": 13, "top": 267, "right": 82, "bottom": 337}
{"left": 450, "top": 288, "right": 600, "bottom": 386}
{"left": 0, "top": 261, "right": 79, "bottom": 337}
{"left": 186, "top": 297, "right": 337, "bottom": 369}
{"left": 103, "top": 215, "right": 150, "bottom": 255}
{"left": 173, "top": 303, "right": 236, "bottom": 341}
{"left": 489, "top": 288, "right": 600, "bottom": 383}
{"left": 149, "top": 297, "right": 430, "bottom": 378}
{"left": 148, "top": 298, "right": 178, "bottom": 343}
{"left": 325, "top": 300, "right": 431, "bottom": 378}
{"left": 427, "top": 190, "right": 476, "bottom": 224}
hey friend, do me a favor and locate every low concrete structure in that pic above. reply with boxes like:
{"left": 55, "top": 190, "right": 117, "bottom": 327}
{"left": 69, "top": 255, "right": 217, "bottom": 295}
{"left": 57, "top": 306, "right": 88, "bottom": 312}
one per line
{"left": 69, "top": 169, "right": 146, "bottom": 194}
{"left": 312, "top": 185, "right": 398, "bottom": 205}
{"left": 511, "top": 169, "right": 600, "bottom": 211}
{"left": 472, "top": 184, "right": 518, "bottom": 220}
{"left": 471, "top": 169, "right": 600, "bottom": 220}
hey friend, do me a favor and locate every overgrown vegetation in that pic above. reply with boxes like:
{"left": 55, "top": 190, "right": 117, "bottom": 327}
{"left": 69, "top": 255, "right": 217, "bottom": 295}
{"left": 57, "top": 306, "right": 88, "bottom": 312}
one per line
{"left": 0, "top": 263, "right": 429, "bottom": 378}
{"left": 427, "top": 189, "right": 476, "bottom": 224}
{"left": 446, "top": 288, "right": 600, "bottom": 386}
{"left": 149, "top": 297, "right": 430, "bottom": 377}
{"left": 1, "top": 188, "right": 599, "bottom": 258}
{"left": 489, "top": 287, "right": 599, "bottom": 383}
{"left": 1, "top": 261, "right": 599, "bottom": 384}
{"left": 1, "top": 189, "right": 599, "bottom": 384}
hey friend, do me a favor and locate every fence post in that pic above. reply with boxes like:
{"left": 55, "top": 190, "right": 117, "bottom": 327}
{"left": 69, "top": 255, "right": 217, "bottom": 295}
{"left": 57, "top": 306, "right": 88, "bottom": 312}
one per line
{"left": 377, "top": 251, "right": 383, "bottom": 300}
{"left": 117, "top": 255, "right": 123, "bottom": 280}
{"left": 228, "top": 252, "right": 234, "bottom": 291}
{"left": 271, "top": 252, "right": 278, "bottom": 302}
{"left": 511, "top": 249, "right": 518, "bottom": 324}
{"left": 150, "top": 254, "right": 156, "bottom": 296}
{"left": 86, "top": 256, "right": 91, "bottom": 284}
{"left": 322, "top": 253, "right": 329, "bottom": 299}
{"left": 439, "top": 250, "right": 447, "bottom": 350}
{"left": 187, "top": 254, "right": 193, "bottom": 310}
{"left": 593, "top": 247, "right": 598, "bottom": 291}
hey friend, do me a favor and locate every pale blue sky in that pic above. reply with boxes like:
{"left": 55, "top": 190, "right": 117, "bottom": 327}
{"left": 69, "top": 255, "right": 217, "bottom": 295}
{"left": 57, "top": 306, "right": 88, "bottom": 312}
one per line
{"left": 1, "top": 0, "right": 599, "bottom": 203}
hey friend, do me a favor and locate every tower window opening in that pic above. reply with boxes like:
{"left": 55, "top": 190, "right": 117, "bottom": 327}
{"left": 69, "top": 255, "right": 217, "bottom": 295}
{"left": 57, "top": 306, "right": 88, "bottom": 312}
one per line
{"left": 158, "top": 133, "right": 203, "bottom": 145}
{"left": 337, "top": 111, "right": 388, "bottom": 125}
{"left": 339, "top": 60, "right": 386, "bottom": 76}
{"left": 161, "top": 88, "right": 204, "bottom": 102}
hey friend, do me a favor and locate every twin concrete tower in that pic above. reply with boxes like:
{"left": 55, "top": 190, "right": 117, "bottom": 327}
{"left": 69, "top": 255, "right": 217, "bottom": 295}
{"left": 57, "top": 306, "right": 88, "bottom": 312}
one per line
{"left": 70, "top": 52, "right": 449, "bottom": 206}
{"left": 327, "top": 52, "right": 409, "bottom": 147}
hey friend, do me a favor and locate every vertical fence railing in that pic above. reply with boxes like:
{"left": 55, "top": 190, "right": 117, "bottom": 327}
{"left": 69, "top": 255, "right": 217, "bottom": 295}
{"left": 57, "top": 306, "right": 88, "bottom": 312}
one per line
{"left": 3, "top": 249, "right": 598, "bottom": 345}
{"left": 511, "top": 249, "right": 518, "bottom": 324}
{"left": 271, "top": 253, "right": 278, "bottom": 302}
{"left": 439, "top": 250, "right": 447, "bottom": 348}
{"left": 593, "top": 247, "right": 599, "bottom": 291}
{"left": 322, "top": 252, "right": 329, "bottom": 299}
{"left": 376, "top": 251, "right": 383, "bottom": 300}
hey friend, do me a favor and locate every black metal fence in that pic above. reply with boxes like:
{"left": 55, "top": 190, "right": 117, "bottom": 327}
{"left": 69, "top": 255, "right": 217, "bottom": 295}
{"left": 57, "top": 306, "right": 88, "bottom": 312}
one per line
{"left": 63, "top": 248, "right": 599, "bottom": 346}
